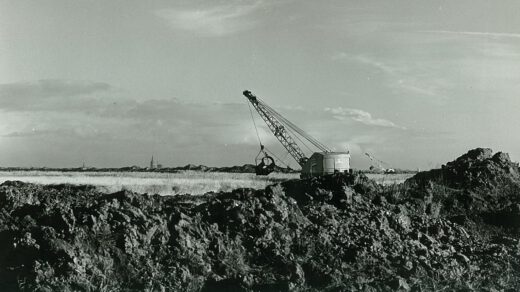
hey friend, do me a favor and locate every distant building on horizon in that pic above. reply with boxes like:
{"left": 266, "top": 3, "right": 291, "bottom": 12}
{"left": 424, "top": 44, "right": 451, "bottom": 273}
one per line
{"left": 149, "top": 155, "right": 164, "bottom": 170}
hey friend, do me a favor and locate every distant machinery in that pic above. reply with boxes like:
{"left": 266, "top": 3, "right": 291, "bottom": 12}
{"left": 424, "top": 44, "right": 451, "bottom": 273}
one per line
{"left": 364, "top": 152, "right": 395, "bottom": 173}
{"left": 243, "top": 90, "right": 351, "bottom": 177}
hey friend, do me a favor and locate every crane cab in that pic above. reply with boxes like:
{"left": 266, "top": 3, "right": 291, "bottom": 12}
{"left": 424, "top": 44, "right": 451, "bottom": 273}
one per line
{"left": 301, "top": 152, "right": 351, "bottom": 178}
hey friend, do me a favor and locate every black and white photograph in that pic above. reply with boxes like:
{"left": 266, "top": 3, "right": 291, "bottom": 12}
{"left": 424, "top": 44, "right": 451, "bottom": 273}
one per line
{"left": 1, "top": 0, "right": 519, "bottom": 291}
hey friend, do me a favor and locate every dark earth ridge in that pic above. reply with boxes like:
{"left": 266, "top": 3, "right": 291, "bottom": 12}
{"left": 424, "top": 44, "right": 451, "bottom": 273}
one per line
{"left": 0, "top": 164, "right": 297, "bottom": 174}
{"left": 0, "top": 148, "right": 519, "bottom": 291}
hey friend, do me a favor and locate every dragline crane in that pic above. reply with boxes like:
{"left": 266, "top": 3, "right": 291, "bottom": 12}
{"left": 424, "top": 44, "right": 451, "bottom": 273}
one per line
{"left": 243, "top": 90, "right": 351, "bottom": 177}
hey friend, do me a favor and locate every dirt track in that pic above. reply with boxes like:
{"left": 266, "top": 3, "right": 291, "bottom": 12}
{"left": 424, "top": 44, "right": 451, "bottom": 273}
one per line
{"left": 0, "top": 148, "right": 519, "bottom": 291}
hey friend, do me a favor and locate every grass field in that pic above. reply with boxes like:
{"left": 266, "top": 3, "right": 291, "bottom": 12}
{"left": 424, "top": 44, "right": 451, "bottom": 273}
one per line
{"left": 0, "top": 171, "right": 414, "bottom": 196}
{"left": 365, "top": 173, "right": 414, "bottom": 185}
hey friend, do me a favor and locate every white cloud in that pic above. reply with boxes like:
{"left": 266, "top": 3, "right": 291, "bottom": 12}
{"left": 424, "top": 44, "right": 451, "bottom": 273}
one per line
{"left": 0, "top": 79, "right": 110, "bottom": 100}
{"left": 421, "top": 30, "right": 520, "bottom": 39}
{"left": 333, "top": 52, "right": 447, "bottom": 99}
{"left": 0, "top": 79, "right": 266, "bottom": 149}
{"left": 0, "top": 79, "right": 114, "bottom": 112}
{"left": 395, "top": 80, "right": 437, "bottom": 97}
{"left": 478, "top": 43, "right": 520, "bottom": 58}
{"left": 332, "top": 52, "right": 401, "bottom": 74}
{"left": 155, "top": 1, "right": 264, "bottom": 36}
{"left": 324, "top": 107, "right": 403, "bottom": 129}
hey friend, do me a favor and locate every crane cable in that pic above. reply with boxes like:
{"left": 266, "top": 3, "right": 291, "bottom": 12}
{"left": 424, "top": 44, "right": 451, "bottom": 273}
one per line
{"left": 247, "top": 101, "right": 293, "bottom": 169}
{"left": 247, "top": 101, "right": 262, "bottom": 147}
{"left": 274, "top": 118, "right": 315, "bottom": 154}
{"left": 264, "top": 107, "right": 330, "bottom": 152}
{"left": 265, "top": 148, "right": 293, "bottom": 169}
{"left": 258, "top": 102, "right": 315, "bottom": 159}
{"left": 259, "top": 99, "right": 331, "bottom": 152}
{"left": 278, "top": 150, "right": 294, "bottom": 169}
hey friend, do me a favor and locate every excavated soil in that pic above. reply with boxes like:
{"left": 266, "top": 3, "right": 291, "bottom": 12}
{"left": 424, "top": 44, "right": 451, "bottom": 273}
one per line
{"left": 0, "top": 148, "right": 519, "bottom": 291}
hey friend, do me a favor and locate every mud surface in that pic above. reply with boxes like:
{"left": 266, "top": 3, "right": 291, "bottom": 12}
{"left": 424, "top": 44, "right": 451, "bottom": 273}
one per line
{"left": 0, "top": 148, "right": 519, "bottom": 291}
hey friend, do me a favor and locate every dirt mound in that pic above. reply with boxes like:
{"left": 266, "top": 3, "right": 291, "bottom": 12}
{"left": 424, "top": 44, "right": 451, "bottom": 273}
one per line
{"left": 408, "top": 148, "right": 520, "bottom": 191}
{"left": 1, "top": 165, "right": 519, "bottom": 291}
{"left": 402, "top": 148, "right": 520, "bottom": 228}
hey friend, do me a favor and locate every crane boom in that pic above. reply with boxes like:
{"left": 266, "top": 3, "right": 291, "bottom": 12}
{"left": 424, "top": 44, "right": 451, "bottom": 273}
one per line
{"left": 244, "top": 90, "right": 309, "bottom": 166}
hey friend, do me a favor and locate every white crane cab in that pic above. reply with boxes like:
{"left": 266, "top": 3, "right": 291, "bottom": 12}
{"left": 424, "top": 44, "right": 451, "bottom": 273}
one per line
{"left": 301, "top": 152, "right": 351, "bottom": 178}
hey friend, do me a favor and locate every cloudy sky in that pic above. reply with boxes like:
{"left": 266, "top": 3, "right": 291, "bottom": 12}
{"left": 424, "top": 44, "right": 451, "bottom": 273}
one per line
{"left": 1, "top": 0, "right": 519, "bottom": 169}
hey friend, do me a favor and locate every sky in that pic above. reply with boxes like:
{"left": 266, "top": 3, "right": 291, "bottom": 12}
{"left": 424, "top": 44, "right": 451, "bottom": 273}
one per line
{"left": 1, "top": 0, "right": 519, "bottom": 169}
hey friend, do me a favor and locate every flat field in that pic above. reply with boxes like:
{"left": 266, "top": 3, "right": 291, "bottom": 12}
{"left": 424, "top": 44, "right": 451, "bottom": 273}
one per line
{"left": 364, "top": 172, "right": 414, "bottom": 185}
{"left": 0, "top": 171, "right": 413, "bottom": 195}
